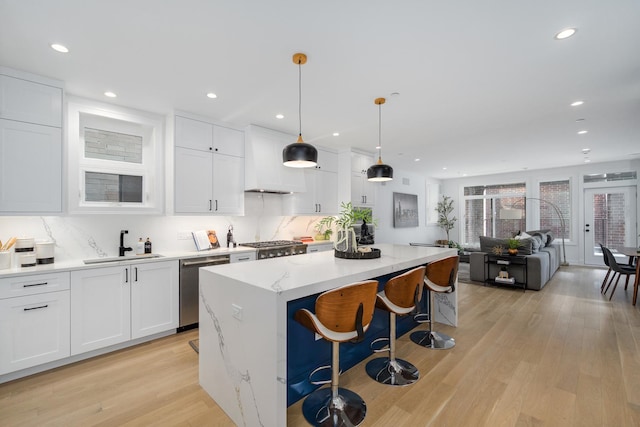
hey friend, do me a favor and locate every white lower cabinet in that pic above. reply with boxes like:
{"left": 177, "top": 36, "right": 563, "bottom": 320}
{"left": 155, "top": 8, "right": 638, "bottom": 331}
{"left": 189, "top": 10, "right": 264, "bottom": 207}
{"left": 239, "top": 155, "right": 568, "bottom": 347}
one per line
{"left": 307, "top": 242, "right": 334, "bottom": 253}
{"left": 131, "top": 261, "right": 179, "bottom": 339}
{"left": 230, "top": 252, "right": 257, "bottom": 263}
{"left": 0, "top": 272, "right": 70, "bottom": 375}
{"left": 70, "top": 260, "right": 178, "bottom": 356}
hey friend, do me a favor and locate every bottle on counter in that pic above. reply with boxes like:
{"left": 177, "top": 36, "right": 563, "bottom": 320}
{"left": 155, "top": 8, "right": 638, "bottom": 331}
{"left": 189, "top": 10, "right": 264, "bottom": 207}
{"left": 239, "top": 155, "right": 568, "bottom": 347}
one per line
{"left": 136, "top": 238, "right": 145, "bottom": 255}
{"left": 144, "top": 237, "right": 152, "bottom": 254}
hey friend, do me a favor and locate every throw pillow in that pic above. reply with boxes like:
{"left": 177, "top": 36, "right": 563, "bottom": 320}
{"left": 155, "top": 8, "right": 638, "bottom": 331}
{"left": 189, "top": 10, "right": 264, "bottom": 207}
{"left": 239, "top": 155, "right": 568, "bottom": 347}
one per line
{"left": 516, "top": 238, "right": 534, "bottom": 255}
{"left": 479, "top": 236, "right": 509, "bottom": 253}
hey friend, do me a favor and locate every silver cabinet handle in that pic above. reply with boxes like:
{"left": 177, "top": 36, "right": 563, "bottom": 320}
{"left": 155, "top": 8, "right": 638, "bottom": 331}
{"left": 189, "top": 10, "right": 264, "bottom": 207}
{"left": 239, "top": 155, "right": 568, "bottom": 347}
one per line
{"left": 125, "top": 268, "right": 129, "bottom": 283}
{"left": 135, "top": 267, "right": 138, "bottom": 282}
{"left": 209, "top": 200, "right": 212, "bottom": 211}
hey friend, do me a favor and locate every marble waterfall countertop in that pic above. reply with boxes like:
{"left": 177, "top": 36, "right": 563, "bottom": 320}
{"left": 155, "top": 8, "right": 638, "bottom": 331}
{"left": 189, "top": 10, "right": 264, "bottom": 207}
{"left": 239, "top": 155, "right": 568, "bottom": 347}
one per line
{"left": 199, "top": 243, "right": 458, "bottom": 301}
{"left": 198, "top": 243, "right": 457, "bottom": 427}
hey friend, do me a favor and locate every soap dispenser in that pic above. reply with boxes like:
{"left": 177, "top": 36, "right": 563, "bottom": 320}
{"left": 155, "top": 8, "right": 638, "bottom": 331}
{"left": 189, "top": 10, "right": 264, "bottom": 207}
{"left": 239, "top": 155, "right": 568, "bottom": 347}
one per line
{"left": 136, "top": 238, "right": 144, "bottom": 255}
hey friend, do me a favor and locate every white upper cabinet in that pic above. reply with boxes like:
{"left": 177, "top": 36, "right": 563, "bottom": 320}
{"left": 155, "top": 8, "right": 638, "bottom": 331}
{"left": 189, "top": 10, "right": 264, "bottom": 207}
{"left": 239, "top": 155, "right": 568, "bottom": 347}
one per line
{"left": 244, "top": 125, "right": 305, "bottom": 194}
{"left": 175, "top": 115, "right": 213, "bottom": 152}
{"left": 0, "top": 68, "right": 63, "bottom": 214}
{"left": 350, "top": 152, "right": 376, "bottom": 207}
{"left": 174, "top": 114, "right": 244, "bottom": 214}
{"left": 290, "top": 147, "right": 339, "bottom": 214}
{"left": 0, "top": 73, "right": 62, "bottom": 127}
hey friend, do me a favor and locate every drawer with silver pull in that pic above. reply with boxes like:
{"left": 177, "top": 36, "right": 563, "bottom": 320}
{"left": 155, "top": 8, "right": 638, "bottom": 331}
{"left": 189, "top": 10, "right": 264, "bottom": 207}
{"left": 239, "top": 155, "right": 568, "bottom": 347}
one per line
{"left": 0, "top": 272, "right": 70, "bottom": 299}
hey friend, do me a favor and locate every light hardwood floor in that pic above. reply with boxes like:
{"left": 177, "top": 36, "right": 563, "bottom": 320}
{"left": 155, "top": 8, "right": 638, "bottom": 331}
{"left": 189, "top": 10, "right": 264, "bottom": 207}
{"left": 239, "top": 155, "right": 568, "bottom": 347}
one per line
{"left": 2, "top": 265, "right": 640, "bottom": 426}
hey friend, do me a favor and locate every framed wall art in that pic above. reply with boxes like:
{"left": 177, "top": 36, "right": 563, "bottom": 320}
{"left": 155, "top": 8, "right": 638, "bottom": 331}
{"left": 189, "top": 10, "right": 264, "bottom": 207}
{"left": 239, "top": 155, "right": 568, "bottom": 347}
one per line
{"left": 393, "top": 192, "right": 419, "bottom": 228}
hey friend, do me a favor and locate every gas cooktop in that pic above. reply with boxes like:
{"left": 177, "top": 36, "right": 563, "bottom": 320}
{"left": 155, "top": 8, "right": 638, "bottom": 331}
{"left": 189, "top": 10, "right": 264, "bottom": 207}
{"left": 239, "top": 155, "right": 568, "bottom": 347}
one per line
{"left": 239, "top": 240, "right": 304, "bottom": 249}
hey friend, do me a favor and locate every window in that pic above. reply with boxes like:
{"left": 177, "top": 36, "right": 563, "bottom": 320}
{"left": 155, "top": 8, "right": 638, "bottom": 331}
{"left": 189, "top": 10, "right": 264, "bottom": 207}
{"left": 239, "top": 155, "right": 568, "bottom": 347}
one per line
{"left": 462, "top": 183, "right": 525, "bottom": 246}
{"left": 67, "top": 97, "right": 164, "bottom": 213}
{"left": 538, "top": 180, "right": 571, "bottom": 241}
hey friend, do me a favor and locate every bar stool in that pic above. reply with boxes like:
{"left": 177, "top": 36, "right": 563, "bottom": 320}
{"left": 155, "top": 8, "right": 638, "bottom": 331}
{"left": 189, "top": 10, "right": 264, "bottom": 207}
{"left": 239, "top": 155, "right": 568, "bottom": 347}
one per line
{"left": 410, "top": 256, "right": 458, "bottom": 350}
{"left": 294, "top": 280, "right": 378, "bottom": 427}
{"left": 365, "top": 266, "right": 425, "bottom": 386}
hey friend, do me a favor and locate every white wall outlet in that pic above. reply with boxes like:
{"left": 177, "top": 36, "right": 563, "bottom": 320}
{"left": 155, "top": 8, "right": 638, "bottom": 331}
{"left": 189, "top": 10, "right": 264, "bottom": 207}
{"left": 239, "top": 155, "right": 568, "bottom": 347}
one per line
{"left": 177, "top": 231, "right": 192, "bottom": 240}
{"left": 232, "top": 304, "right": 243, "bottom": 321}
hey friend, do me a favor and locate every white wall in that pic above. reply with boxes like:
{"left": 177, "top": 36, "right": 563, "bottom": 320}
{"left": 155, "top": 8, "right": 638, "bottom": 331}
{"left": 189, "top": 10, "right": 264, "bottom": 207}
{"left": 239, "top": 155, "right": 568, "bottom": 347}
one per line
{"left": 373, "top": 170, "right": 443, "bottom": 245}
{"left": 439, "top": 159, "right": 640, "bottom": 265}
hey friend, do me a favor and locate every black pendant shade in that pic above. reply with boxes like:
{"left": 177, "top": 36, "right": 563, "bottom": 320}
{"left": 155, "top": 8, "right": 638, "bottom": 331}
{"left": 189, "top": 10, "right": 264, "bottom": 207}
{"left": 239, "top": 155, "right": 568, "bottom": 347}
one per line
{"left": 283, "top": 136, "right": 318, "bottom": 168}
{"left": 283, "top": 53, "right": 317, "bottom": 168}
{"left": 367, "top": 159, "right": 394, "bottom": 181}
{"left": 367, "top": 97, "right": 393, "bottom": 182}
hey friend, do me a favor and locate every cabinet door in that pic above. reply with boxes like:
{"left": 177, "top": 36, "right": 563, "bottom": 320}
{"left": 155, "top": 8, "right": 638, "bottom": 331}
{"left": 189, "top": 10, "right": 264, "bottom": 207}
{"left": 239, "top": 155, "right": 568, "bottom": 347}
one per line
{"left": 130, "top": 261, "right": 178, "bottom": 339}
{"left": 291, "top": 169, "right": 318, "bottom": 214}
{"left": 230, "top": 252, "right": 257, "bottom": 263}
{"left": 212, "top": 153, "right": 244, "bottom": 215}
{"left": 70, "top": 266, "right": 130, "bottom": 355}
{"left": 175, "top": 116, "right": 213, "bottom": 152}
{"left": 0, "top": 119, "right": 62, "bottom": 213}
{"left": 316, "top": 148, "right": 338, "bottom": 173}
{"left": 0, "top": 291, "right": 70, "bottom": 375}
{"left": 316, "top": 170, "right": 338, "bottom": 214}
{"left": 213, "top": 125, "right": 244, "bottom": 157}
{"left": 0, "top": 75, "right": 62, "bottom": 127}
{"left": 361, "top": 177, "right": 376, "bottom": 207}
{"left": 174, "top": 147, "right": 214, "bottom": 213}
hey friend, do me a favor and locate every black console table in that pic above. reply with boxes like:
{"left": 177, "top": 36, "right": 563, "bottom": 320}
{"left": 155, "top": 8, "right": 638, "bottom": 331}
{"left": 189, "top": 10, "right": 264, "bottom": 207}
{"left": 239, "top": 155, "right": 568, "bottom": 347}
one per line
{"left": 484, "top": 254, "right": 528, "bottom": 292}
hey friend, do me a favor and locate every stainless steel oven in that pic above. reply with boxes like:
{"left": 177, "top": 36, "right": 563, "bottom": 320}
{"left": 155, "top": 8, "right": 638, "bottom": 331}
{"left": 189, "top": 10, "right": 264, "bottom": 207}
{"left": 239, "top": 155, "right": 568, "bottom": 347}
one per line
{"left": 178, "top": 254, "right": 230, "bottom": 331}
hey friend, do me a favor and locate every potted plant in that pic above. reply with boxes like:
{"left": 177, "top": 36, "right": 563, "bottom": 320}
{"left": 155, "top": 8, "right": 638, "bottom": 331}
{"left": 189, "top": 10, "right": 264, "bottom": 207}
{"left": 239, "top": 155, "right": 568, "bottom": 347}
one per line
{"left": 334, "top": 202, "right": 374, "bottom": 253}
{"left": 507, "top": 238, "right": 520, "bottom": 255}
{"left": 436, "top": 195, "right": 457, "bottom": 246}
{"left": 314, "top": 216, "right": 334, "bottom": 241}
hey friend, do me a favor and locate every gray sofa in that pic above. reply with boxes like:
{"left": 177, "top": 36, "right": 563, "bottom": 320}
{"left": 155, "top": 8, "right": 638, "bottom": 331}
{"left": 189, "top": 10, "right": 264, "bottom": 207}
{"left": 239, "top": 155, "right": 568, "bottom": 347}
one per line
{"left": 469, "top": 233, "right": 560, "bottom": 291}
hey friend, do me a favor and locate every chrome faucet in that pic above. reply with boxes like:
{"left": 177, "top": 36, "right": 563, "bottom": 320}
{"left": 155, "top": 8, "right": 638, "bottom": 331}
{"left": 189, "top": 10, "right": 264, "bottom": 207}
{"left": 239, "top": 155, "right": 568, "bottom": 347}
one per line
{"left": 119, "top": 230, "right": 132, "bottom": 256}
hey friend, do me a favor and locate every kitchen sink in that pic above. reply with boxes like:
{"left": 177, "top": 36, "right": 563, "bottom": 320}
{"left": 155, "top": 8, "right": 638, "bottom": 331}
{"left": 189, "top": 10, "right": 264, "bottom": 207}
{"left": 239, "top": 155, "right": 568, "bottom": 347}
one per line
{"left": 83, "top": 254, "right": 164, "bottom": 264}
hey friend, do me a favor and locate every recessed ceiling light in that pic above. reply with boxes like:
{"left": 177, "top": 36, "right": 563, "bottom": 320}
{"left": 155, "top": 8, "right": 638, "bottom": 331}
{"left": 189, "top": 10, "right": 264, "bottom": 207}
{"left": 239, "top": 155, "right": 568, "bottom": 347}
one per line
{"left": 555, "top": 28, "right": 577, "bottom": 40}
{"left": 275, "top": 114, "right": 284, "bottom": 119}
{"left": 206, "top": 92, "right": 217, "bottom": 99}
{"left": 375, "top": 145, "right": 381, "bottom": 150}
{"left": 584, "top": 158, "right": 591, "bottom": 163}
{"left": 582, "top": 148, "right": 591, "bottom": 154}
{"left": 414, "top": 158, "right": 420, "bottom": 162}
{"left": 104, "top": 91, "right": 117, "bottom": 98}
{"left": 50, "top": 43, "right": 69, "bottom": 53}
{"left": 442, "top": 167, "right": 447, "bottom": 170}
{"left": 577, "top": 130, "right": 588, "bottom": 135}
{"left": 333, "top": 132, "right": 340, "bottom": 137}
{"left": 462, "top": 173, "right": 468, "bottom": 177}
{"left": 571, "top": 100, "right": 584, "bottom": 107}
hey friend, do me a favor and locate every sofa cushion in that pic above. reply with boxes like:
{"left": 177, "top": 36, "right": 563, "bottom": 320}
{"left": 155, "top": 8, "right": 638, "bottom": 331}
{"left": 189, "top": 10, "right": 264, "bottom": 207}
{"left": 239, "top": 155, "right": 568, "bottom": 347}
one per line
{"left": 526, "top": 229, "right": 554, "bottom": 246}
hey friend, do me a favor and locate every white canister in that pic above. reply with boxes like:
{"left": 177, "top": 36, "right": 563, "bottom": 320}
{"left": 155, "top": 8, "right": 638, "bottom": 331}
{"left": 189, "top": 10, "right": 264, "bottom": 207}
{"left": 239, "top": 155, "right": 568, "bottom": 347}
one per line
{"left": 36, "top": 241, "right": 55, "bottom": 264}
{"left": 0, "top": 251, "right": 10, "bottom": 270}
{"left": 20, "top": 252, "right": 37, "bottom": 267}
{"left": 15, "top": 237, "right": 35, "bottom": 253}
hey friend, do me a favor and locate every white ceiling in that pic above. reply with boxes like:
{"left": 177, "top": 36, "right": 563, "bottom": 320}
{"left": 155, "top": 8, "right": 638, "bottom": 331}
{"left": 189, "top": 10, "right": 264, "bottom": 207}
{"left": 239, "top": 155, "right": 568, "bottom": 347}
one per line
{"left": 1, "top": 0, "right": 639, "bottom": 179}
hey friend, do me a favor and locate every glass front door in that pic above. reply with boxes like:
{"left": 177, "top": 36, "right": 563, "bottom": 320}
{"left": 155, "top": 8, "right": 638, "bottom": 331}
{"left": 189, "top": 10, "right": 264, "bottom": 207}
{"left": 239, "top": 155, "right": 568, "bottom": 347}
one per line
{"left": 584, "top": 186, "right": 637, "bottom": 265}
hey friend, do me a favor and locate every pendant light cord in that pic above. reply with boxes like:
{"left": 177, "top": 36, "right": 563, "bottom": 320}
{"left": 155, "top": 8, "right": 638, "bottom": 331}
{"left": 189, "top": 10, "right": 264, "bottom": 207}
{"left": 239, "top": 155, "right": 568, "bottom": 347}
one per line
{"left": 378, "top": 102, "right": 382, "bottom": 162}
{"left": 298, "top": 58, "right": 302, "bottom": 139}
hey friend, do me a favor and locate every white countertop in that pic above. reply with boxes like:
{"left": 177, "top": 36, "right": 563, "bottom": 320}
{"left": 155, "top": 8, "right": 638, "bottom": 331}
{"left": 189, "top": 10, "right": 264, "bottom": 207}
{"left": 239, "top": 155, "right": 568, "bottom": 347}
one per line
{"left": 0, "top": 246, "right": 257, "bottom": 279}
{"left": 201, "top": 243, "right": 457, "bottom": 301}
{"left": 0, "top": 240, "right": 336, "bottom": 279}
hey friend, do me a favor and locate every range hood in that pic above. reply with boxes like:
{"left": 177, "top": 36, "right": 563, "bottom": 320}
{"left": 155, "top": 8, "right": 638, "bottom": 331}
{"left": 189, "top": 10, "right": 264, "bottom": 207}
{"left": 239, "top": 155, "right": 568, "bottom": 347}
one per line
{"left": 244, "top": 125, "right": 307, "bottom": 194}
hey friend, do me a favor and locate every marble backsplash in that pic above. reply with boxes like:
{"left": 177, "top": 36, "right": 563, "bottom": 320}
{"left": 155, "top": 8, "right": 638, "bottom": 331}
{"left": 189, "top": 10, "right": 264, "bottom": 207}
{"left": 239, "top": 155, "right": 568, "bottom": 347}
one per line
{"left": 0, "top": 194, "right": 327, "bottom": 262}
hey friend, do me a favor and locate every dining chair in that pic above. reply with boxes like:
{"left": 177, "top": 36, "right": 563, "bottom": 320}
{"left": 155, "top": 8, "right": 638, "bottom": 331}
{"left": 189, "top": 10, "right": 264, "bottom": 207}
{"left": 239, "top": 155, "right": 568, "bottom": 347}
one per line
{"left": 601, "top": 246, "right": 636, "bottom": 301}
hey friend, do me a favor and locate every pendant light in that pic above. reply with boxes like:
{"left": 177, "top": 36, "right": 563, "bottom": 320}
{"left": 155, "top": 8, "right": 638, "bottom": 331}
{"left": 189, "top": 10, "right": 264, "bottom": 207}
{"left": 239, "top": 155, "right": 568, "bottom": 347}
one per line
{"left": 367, "top": 97, "right": 393, "bottom": 181}
{"left": 282, "top": 53, "right": 318, "bottom": 168}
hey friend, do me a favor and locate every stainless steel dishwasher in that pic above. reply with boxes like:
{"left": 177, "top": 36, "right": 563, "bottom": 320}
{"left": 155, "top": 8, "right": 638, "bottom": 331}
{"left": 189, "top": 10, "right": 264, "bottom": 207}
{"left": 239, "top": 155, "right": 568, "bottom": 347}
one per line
{"left": 179, "top": 255, "right": 230, "bottom": 331}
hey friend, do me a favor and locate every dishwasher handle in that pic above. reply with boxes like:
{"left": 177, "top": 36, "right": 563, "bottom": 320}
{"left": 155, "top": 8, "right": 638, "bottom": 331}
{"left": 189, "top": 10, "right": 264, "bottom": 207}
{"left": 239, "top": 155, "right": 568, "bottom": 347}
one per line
{"left": 181, "top": 257, "right": 230, "bottom": 267}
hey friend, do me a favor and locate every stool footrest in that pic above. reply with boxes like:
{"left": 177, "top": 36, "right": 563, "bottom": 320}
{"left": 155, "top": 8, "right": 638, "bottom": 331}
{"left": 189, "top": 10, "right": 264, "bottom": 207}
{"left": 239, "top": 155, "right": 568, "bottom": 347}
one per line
{"left": 308, "top": 365, "right": 334, "bottom": 386}
{"left": 370, "top": 337, "right": 390, "bottom": 353}
{"left": 413, "top": 313, "right": 430, "bottom": 323}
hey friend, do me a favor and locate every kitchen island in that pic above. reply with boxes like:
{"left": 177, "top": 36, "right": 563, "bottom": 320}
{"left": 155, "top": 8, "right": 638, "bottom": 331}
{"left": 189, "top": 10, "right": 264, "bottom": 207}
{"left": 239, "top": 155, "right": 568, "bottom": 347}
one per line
{"left": 198, "top": 243, "right": 457, "bottom": 427}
